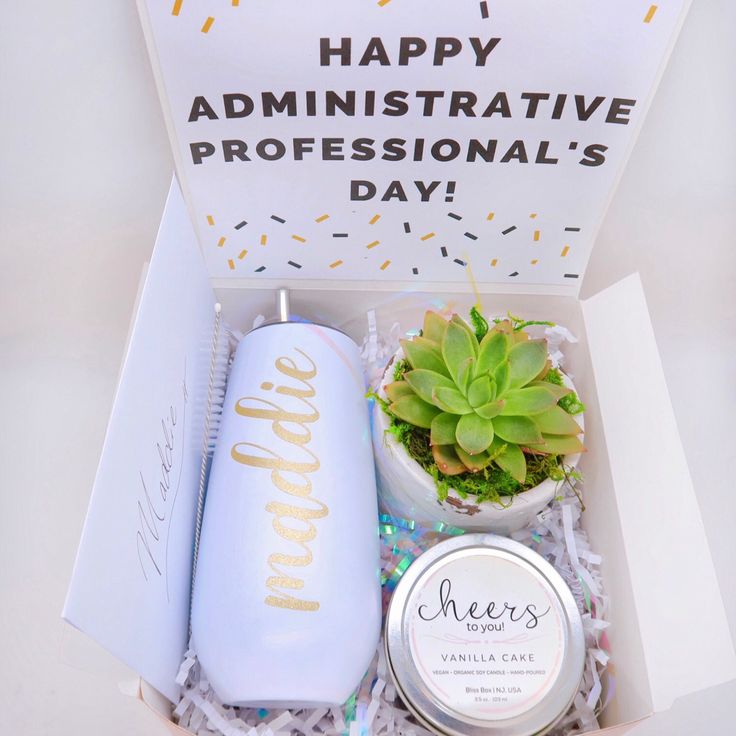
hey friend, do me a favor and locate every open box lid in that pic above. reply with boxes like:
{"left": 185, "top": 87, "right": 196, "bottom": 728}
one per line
{"left": 137, "top": 0, "right": 691, "bottom": 292}
{"left": 581, "top": 277, "right": 736, "bottom": 715}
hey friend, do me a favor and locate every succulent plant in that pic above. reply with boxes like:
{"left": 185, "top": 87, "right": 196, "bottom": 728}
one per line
{"left": 384, "top": 311, "right": 584, "bottom": 483}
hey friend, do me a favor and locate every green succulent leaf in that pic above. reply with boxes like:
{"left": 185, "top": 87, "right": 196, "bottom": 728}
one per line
{"left": 493, "top": 415, "right": 543, "bottom": 444}
{"left": 507, "top": 340, "right": 548, "bottom": 389}
{"left": 433, "top": 387, "right": 474, "bottom": 414}
{"left": 442, "top": 319, "right": 478, "bottom": 385}
{"left": 455, "top": 412, "right": 495, "bottom": 455}
{"left": 456, "top": 356, "right": 475, "bottom": 395}
{"left": 400, "top": 337, "right": 451, "bottom": 378}
{"left": 384, "top": 381, "right": 414, "bottom": 402}
{"left": 533, "top": 405, "right": 583, "bottom": 435}
{"left": 526, "top": 434, "right": 585, "bottom": 455}
{"left": 450, "top": 314, "right": 480, "bottom": 354}
{"left": 404, "top": 369, "right": 456, "bottom": 404}
{"left": 389, "top": 395, "right": 441, "bottom": 429}
{"left": 489, "top": 437, "right": 527, "bottom": 483}
{"left": 499, "top": 386, "right": 559, "bottom": 416}
{"left": 431, "top": 444, "right": 467, "bottom": 476}
{"left": 456, "top": 445, "right": 492, "bottom": 472}
{"left": 468, "top": 376, "right": 493, "bottom": 408}
{"left": 494, "top": 360, "right": 511, "bottom": 397}
{"left": 528, "top": 380, "right": 572, "bottom": 401}
{"left": 476, "top": 331, "right": 509, "bottom": 376}
{"left": 430, "top": 412, "right": 461, "bottom": 446}
{"left": 422, "top": 311, "right": 448, "bottom": 344}
{"left": 533, "top": 359, "right": 552, "bottom": 382}
{"left": 474, "top": 400, "right": 505, "bottom": 419}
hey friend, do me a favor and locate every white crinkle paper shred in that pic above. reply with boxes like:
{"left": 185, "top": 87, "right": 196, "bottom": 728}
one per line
{"left": 172, "top": 310, "right": 611, "bottom": 736}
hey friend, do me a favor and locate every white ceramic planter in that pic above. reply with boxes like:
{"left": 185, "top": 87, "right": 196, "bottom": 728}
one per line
{"left": 372, "top": 351, "right": 584, "bottom": 534}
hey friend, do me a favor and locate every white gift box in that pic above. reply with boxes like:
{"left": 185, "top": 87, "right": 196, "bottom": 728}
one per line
{"left": 64, "top": 1, "right": 735, "bottom": 734}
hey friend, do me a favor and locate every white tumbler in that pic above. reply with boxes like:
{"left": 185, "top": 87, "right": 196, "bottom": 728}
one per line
{"left": 192, "top": 290, "right": 381, "bottom": 706}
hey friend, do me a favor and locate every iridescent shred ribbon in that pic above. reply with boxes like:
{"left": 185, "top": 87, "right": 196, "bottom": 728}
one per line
{"left": 379, "top": 514, "right": 465, "bottom": 592}
{"left": 172, "top": 503, "right": 611, "bottom": 736}
{"left": 512, "top": 495, "right": 614, "bottom": 733}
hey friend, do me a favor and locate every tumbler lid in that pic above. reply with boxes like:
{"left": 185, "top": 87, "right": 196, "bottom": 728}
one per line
{"left": 248, "top": 288, "right": 350, "bottom": 340}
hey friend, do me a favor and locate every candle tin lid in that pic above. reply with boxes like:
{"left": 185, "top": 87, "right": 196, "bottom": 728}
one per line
{"left": 385, "top": 533, "right": 585, "bottom": 736}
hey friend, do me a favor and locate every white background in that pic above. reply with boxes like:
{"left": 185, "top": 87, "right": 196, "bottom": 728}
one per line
{"left": 0, "top": 1, "right": 734, "bottom": 734}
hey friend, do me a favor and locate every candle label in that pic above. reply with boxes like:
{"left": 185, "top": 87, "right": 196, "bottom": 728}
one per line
{"left": 409, "top": 552, "right": 566, "bottom": 720}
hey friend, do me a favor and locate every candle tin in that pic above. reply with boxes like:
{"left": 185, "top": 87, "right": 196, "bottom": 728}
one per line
{"left": 385, "top": 534, "right": 585, "bottom": 736}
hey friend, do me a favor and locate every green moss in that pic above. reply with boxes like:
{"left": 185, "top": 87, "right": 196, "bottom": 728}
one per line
{"left": 494, "top": 312, "right": 556, "bottom": 332}
{"left": 544, "top": 367, "right": 586, "bottom": 415}
{"left": 392, "top": 358, "right": 411, "bottom": 382}
{"left": 469, "top": 306, "right": 489, "bottom": 342}
{"left": 382, "top": 409, "right": 574, "bottom": 504}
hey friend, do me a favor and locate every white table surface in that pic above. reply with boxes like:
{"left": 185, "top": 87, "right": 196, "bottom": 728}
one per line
{"left": 1, "top": 1, "right": 734, "bottom": 733}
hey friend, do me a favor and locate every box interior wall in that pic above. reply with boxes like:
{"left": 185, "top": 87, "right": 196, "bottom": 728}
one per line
{"left": 209, "top": 285, "right": 651, "bottom": 731}
{"left": 62, "top": 182, "right": 736, "bottom": 735}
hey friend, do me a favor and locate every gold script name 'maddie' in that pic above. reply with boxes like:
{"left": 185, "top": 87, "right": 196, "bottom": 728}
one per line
{"left": 230, "top": 348, "right": 327, "bottom": 612}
